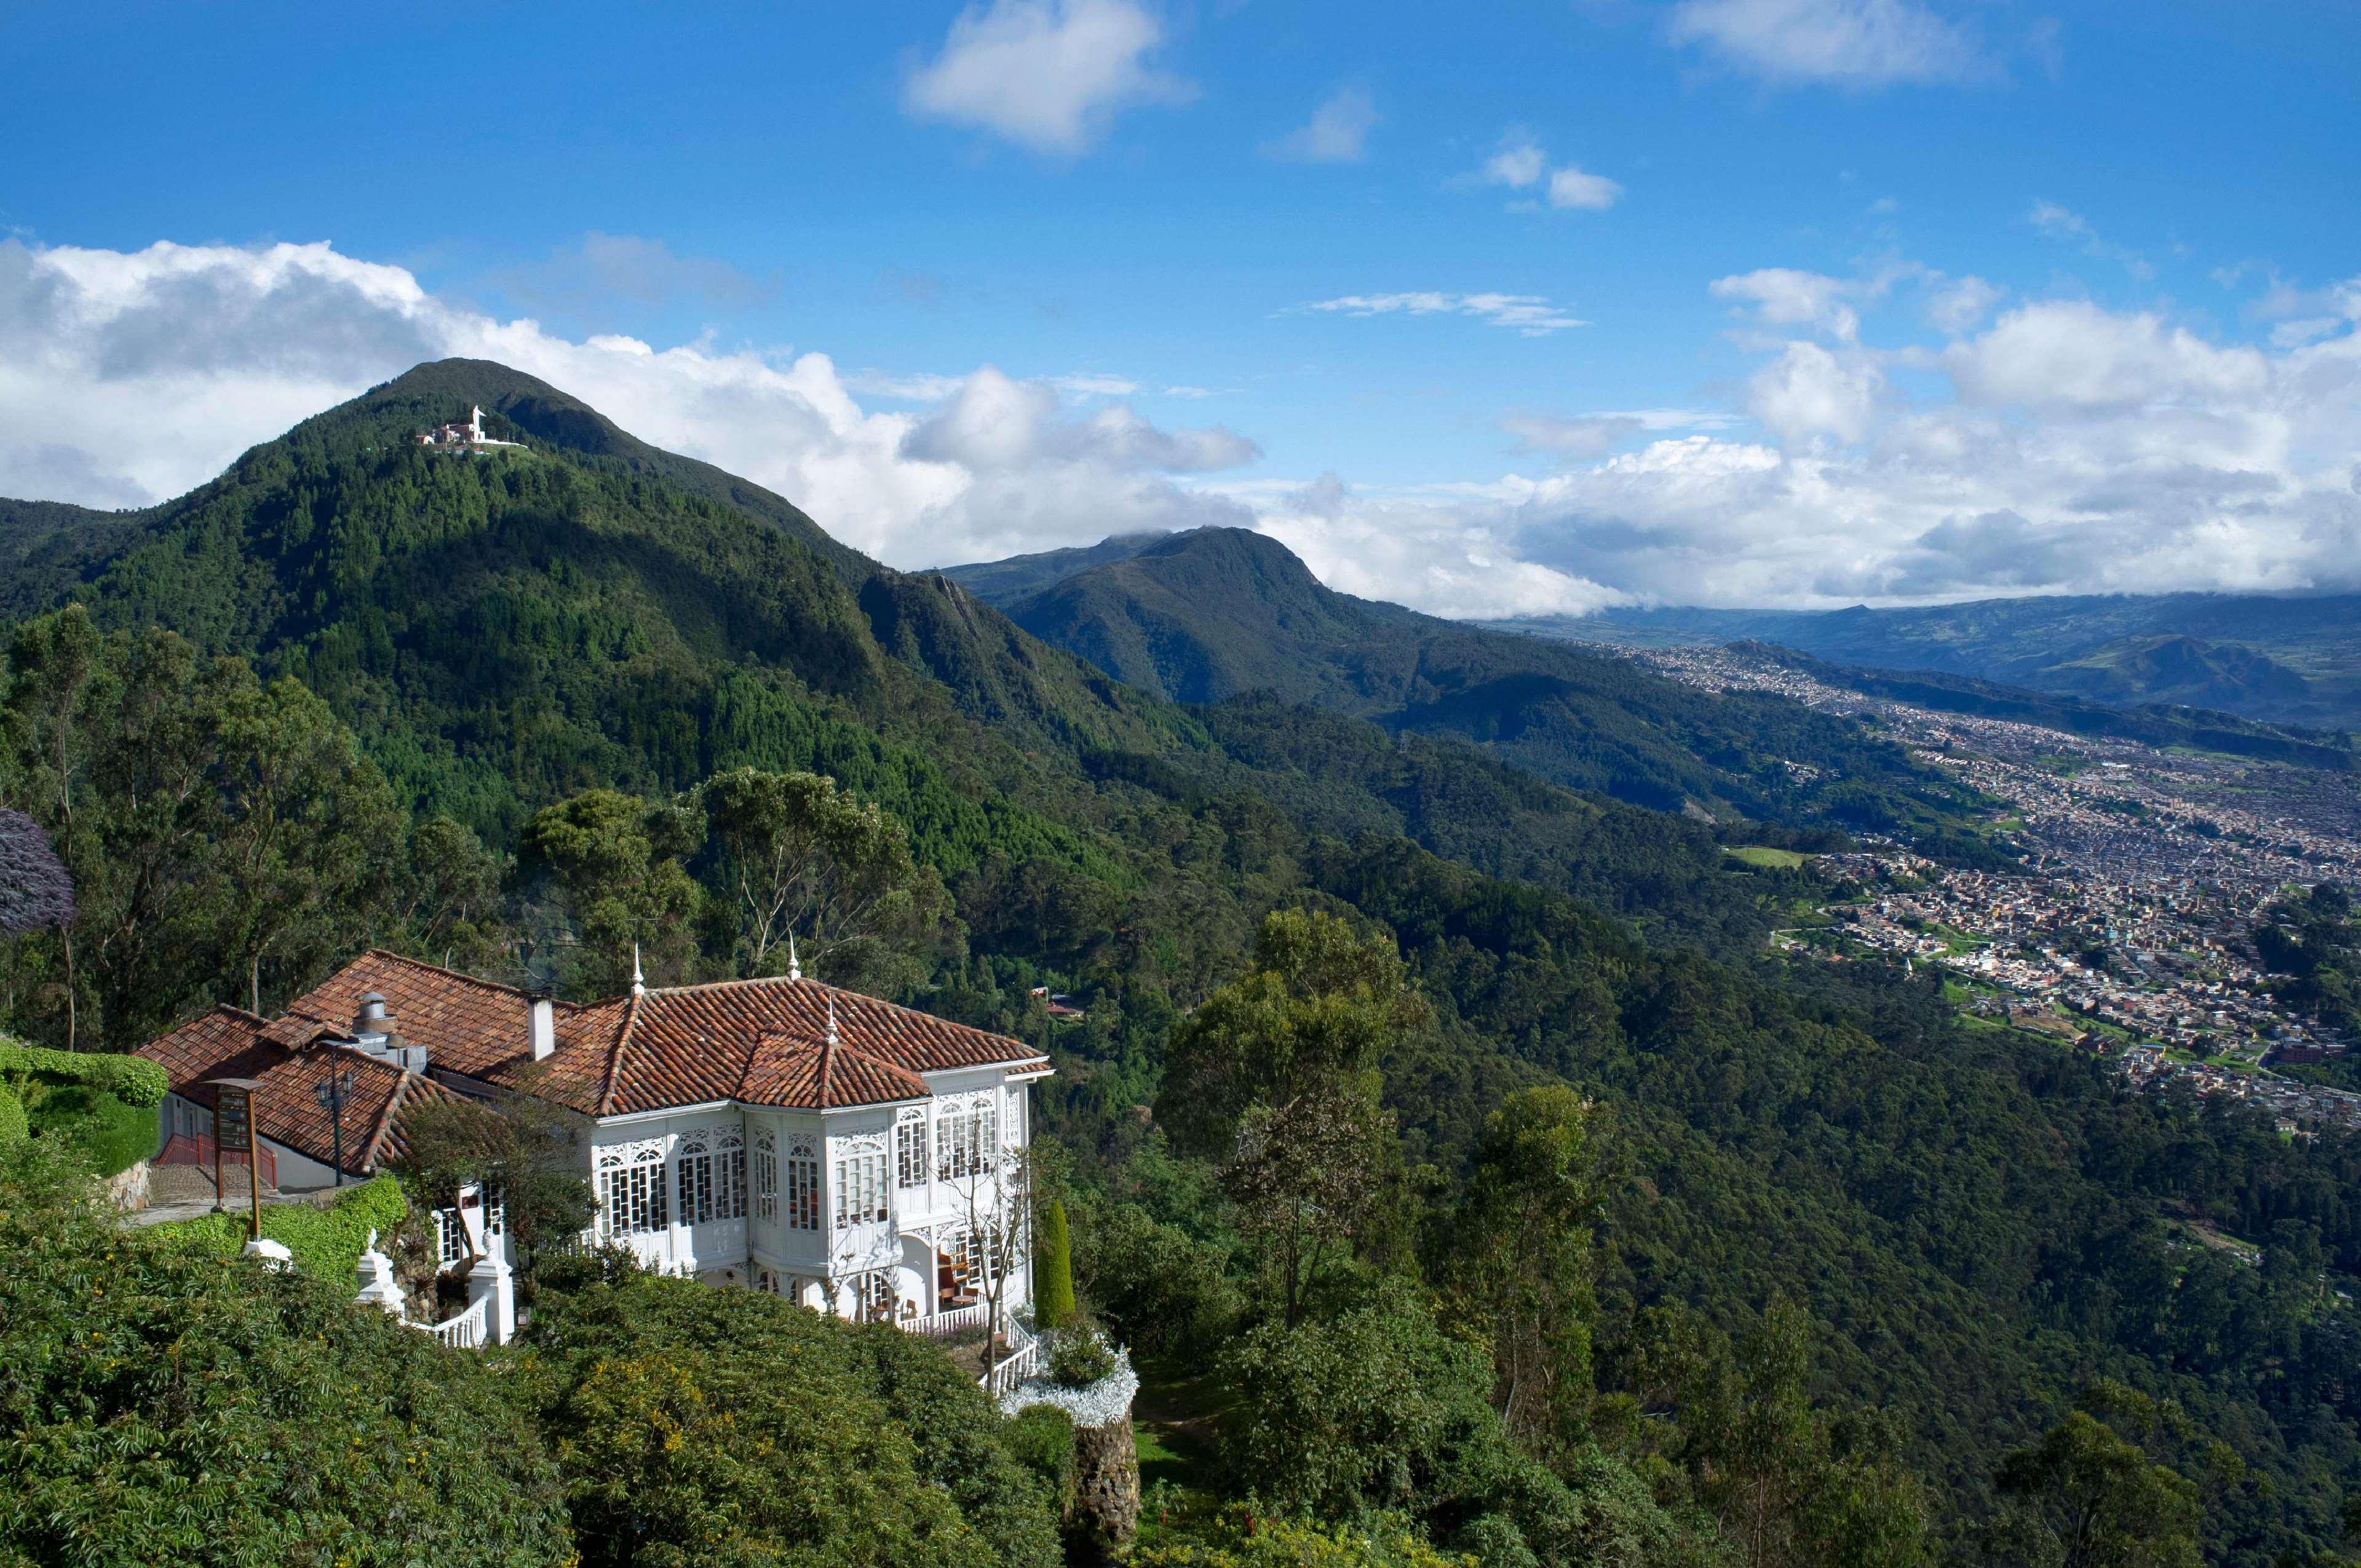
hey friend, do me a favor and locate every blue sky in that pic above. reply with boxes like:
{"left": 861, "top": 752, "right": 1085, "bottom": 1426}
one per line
{"left": 3, "top": 0, "right": 2357, "bottom": 614}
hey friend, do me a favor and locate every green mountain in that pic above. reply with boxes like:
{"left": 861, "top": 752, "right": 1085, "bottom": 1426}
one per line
{"left": 976, "top": 526, "right": 2004, "bottom": 857}
{"left": 1493, "top": 592, "right": 2361, "bottom": 732}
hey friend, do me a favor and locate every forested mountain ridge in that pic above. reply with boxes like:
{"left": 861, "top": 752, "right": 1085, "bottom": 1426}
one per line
{"left": 970, "top": 525, "right": 2003, "bottom": 855}
{"left": 6, "top": 362, "right": 2359, "bottom": 1563}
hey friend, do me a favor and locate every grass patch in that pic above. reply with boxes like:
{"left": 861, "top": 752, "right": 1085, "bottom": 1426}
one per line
{"left": 147, "top": 1174, "right": 408, "bottom": 1281}
{"left": 1725, "top": 845, "right": 1809, "bottom": 869}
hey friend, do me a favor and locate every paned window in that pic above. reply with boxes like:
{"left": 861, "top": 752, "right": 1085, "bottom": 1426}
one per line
{"left": 596, "top": 1139, "right": 670, "bottom": 1238}
{"left": 935, "top": 1095, "right": 999, "bottom": 1181}
{"left": 896, "top": 1111, "right": 929, "bottom": 1189}
{"left": 432, "top": 1206, "right": 466, "bottom": 1267}
{"left": 713, "top": 1128, "right": 746, "bottom": 1222}
{"left": 784, "top": 1134, "right": 820, "bottom": 1231}
{"left": 834, "top": 1147, "right": 887, "bottom": 1228}
{"left": 753, "top": 1128, "right": 778, "bottom": 1224}
{"left": 677, "top": 1131, "right": 716, "bottom": 1225}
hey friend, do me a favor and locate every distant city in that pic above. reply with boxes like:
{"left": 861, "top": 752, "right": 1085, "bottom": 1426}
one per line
{"left": 1637, "top": 643, "right": 2361, "bottom": 1134}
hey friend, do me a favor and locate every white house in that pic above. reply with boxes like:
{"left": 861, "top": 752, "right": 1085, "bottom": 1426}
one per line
{"left": 137, "top": 949, "right": 1052, "bottom": 1337}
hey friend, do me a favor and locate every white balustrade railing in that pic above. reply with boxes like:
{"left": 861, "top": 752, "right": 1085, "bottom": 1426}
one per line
{"left": 425, "top": 1294, "right": 488, "bottom": 1349}
{"left": 902, "top": 1300, "right": 992, "bottom": 1340}
{"left": 982, "top": 1321, "right": 1043, "bottom": 1394}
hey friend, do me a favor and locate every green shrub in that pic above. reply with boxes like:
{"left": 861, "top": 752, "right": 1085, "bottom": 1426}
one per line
{"left": 1131, "top": 1509, "right": 1475, "bottom": 1566}
{"left": 148, "top": 1174, "right": 408, "bottom": 1282}
{"left": 1050, "top": 1324, "right": 1119, "bottom": 1389}
{"left": 0, "top": 1084, "right": 24, "bottom": 1149}
{"left": 1086, "top": 1201, "right": 1241, "bottom": 1362}
{"left": 525, "top": 1270, "right": 1063, "bottom": 1567}
{"left": 1004, "top": 1404, "right": 1077, "bottom": 1510}
{"left": 25, "top": 1085, "right": 156, "bottom": 1178}
{"left": 0, "top": 1039, "right": 167, "bottom": 1106}
{"left": 1035, "top": 1198, "right": 1077, "bottom": 1328}
{"left": 0, "top": 1139, "right": 569, "bottom": 1566}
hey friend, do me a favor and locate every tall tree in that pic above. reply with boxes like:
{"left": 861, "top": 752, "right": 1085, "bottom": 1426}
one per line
{"left": 1159, "top": 908, "right": 1427, "bottom": 1327}
{"left": 696, "top": 766, "right": 946, "bottom": 991}
{"left": 522, "top": 788, "right": 704, "bottom": 994}
{"left": 208, "top": 676, "right": 403, "bottom": 1015}
{"left": 1, "top": 616, "right": 403, "bottom": 1045}
{"left": 1437, "top": 1085, "right": 1603, "bottom": 1463}
{"left": 1990, "top": 1406, "right": 2203, "bottom": 1568}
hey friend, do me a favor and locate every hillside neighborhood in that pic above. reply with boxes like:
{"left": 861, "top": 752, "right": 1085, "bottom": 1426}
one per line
{"left": 1640, "top": 643, "right": 2361, "bottom": 1132}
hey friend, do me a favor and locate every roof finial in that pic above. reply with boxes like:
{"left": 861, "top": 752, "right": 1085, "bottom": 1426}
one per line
{"left": 631, "top": 943, "right": 646, "bottom": 997}
{"left": 825, "top": 992, "right": 838, "bottom": 1047}
{"left": 787, "top": 929, "right": 801, "bottom": 982}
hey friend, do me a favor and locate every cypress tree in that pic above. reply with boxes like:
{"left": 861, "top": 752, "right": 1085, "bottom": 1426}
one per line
{"left": 1036, "top": 1198, "right": 1076, "bottom": 1328}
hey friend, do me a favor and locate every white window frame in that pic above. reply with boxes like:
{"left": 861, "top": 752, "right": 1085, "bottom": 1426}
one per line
{"left": 895, "top": 1108, "right": 929, "bottom": 1189}
{"left": 595, "top": 1138, "right": 670, "bottom": 1239}
{"left": 753, "top": 1127, "right": 778, "bottom": 1224}
{"left": 784, "top": 1132, "right": 820, "bottom": 1232}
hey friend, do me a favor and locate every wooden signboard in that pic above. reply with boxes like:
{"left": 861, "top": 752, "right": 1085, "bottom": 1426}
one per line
{"left": 207, "top": 1078, "right": 264, "bottom": 1241}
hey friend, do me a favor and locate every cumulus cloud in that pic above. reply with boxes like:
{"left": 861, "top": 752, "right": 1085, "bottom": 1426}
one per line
{"left": 1745, "top": 341, "right": 1884, "bottom": 442}
{"left": 1498, "top": 294, "right": 2361, "bottom": 606}
{"left": 1668, "top": 0, "right": 1992, "bottom": 86}
{"left": 1473, "top": 132, "right": 1624, "bottom": 211}
{"left": 1944, "top": 301, "right": 2269, "bottom": 410}
{"left": 1925, "top": 274, "right": 2002, "bottom": 335}
{"left": 1266, "top": 85, "right": 1378, "bottom": 163}
{"left": 1244, "top": 472, "right": 1628, "bottom": 620}
{"left": 1502, "top": 408, "right": 1736, "bottom": 459}
{"left": 901, "top": 0, "right": 1194, "bottom": 155}
{"left": 1298, "top": 291, "right": 1589, "bottom": 336}
{"left": 0, "top": 238, "right": 1250, "bottom": 569}
{"left": 1710, "top": 266, "right": 1861, "bottom": 341}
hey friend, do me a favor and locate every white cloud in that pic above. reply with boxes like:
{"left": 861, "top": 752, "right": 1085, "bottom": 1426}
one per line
{"left": 1494, "top": 296, "right": 2361, "bottom": 606}
{"left": 1503, "top": 414, "right": 1645, "bottom": 459}
{"left": 1547, "top": 167, "right": 1624, "bottom": 211}
{"left": 488, "top": 232, "right": 776, "bottom": 316}
{"left": 1668, "top": 0, "right": 1990, "bottom": 86}
{"left": 1745, "top": 341, "right": 1883, "bottom": 443}
{"left": 1925, "top": 274, "right": 2002, "bottom": 335}
{"left": 0, "top": 238, "right": 1251, "bottom": 570}
{"left": 1710, "top": 267, "right": 1860, "bottom": 341}
{"left": 1944, "top": 301, "right": 2268, "bottom": 411}
{"left": 1244, "top": 472, "right": 1627, "bottom": 619}
{"left": 2028, "top": 199, "right": 2153, "bottom": 280}
{"left": 901, "top": 0, "right": 1194, "bottom": 156}
{"left": 1298, "top": 291, "right": 1589, "bottom": 336}
{"left": 1482, "top": 137, "right": 1547, "bottom": 189}
{"left": 1266, "top": 85, "right": 1378, "bottom": 164}
{"left": 1474, "top": 132, "right": 1624, "bottom": 212}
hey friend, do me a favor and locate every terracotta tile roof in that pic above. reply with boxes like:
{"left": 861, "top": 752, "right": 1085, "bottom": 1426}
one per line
{"left": 277, "top": 950, "right": 537, "bottom": 1078}
{"left": 143, "top": 953, "right": 1046, "bottom": 1125}
{"left": 585, "top": 976, "right": 1043, "bottom": 1116}
{"left": 738, "top": 1032, "right": 932, "bottom": 1109}
{"left": 136, "top": 1005, "right": 478, "bottom": 1174}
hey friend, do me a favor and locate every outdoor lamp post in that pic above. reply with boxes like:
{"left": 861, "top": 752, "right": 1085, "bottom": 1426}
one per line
{"left": 313, "top": 1067, "right": 359, "bottom": 1187}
